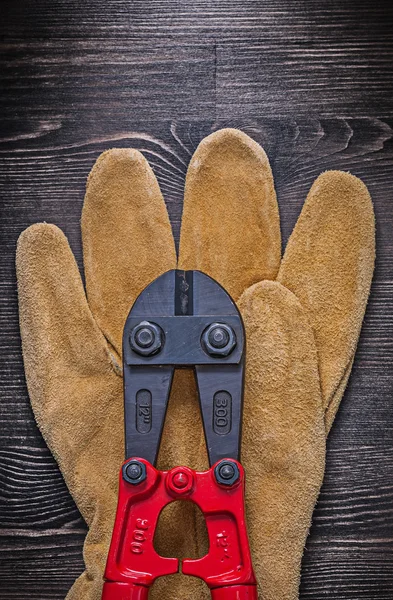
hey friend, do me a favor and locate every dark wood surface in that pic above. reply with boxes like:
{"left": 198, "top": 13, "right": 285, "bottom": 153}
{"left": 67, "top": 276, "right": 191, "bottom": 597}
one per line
{"left": 1, "top": 2, "right": 393, "bottom": 599}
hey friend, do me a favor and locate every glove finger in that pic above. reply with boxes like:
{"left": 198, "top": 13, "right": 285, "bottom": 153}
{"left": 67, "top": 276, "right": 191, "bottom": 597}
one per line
{"left": 82, "top": 148, "right": 177, "bottom": 358}
{"left": 277, "top": 171, "right": 375, "bottom": 421}
{"left": 176, "top": 128, "right": 281, "bottom": 582}
{"left": 324, "top": 357, "right": 354, "bottom": 433}
{"left": 16, "top": 224, "right": 122, "bottom": 504}
{"left": 178, "top": 128, "right": 281, "bottom": 301}
{"left": 238, "top": 280, "right": 325, "bottom": 600}
{"left": 82, "top": 150, "right": 204, "bottom": 585}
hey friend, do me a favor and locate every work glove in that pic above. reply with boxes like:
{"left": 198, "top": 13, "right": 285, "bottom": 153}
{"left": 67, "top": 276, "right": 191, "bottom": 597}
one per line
{"left": 16, "top": 128, "right": 375, "bottom": 600}
{"left": 17, "top": 147, "right": 218, "bottom": 600}
{"left": 178, "top": 128, "right": 375, "bottom": 599}
{"left": 16, "top": 148, "right": 184, "bottom": 599}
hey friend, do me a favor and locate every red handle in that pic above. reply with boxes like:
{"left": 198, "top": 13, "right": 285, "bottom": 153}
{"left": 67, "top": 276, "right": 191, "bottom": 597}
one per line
{"left": 102, "top": 582, "right": 149, "bottom": 600}
{"left": 102, "top": 459, "right": 257, "bottom": 599}
{"left": 211, "top": 585, "right": 258, "bottom": 600}
{"left": 101, "top": 582, "right": 258, "bottom": 600}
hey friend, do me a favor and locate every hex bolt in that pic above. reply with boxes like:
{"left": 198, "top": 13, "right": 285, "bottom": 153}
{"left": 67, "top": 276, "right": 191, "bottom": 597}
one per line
{"left": 209, "top": 326, "right": 230, "bottom": 349}
{"left": 167, "top": 466, "right": 194, "bottom": 496}
{"left": 214, "top": 460, "right": 240, "bottom": 486}
{"left": 201, "top": 323, "right": 237, "bottom": 357}
{"left": 172, "top": 471, "right": 189, "bottom": 489}
{"left": 129, "top": 321, "right": 164, "bottom": 356}
{"left": 122, "top": 459, "right": 147, "bottom": 485}
{"left": 135, "top": 327, "right": 154, "bottom": 348}
{"left": 219, "top": 463, "right": 235, "bottom": 479}
{"left": 126, "top": 463, "right": 142, "bottom": 480}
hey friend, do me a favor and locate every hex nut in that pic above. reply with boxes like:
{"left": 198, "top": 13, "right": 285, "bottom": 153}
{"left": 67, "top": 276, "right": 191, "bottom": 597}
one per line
{"left": 123, "top": 460, "right": 147, "bottom": 485}
{"left": 129, "top": 321, "right": 164, "bottom": 356}
{"left": 214, "top": 460, "right": 240, "bottom": 486}
{"left": 201, "top": 323, "right": 237, "bottom": 357}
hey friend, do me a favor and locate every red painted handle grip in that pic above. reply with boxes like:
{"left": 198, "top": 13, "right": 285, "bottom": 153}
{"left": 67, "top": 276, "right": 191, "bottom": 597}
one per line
{"left": 211, "top": 585, "right": 258, "bottom": 600}
{"left": 102, "top": 459, "right": 257, "bottom": 599}
{"left": 101, "top": 582, "right": 258, "bottom": 600}
{"left": 102, "top": 582, "right": 148, "bottom": 600}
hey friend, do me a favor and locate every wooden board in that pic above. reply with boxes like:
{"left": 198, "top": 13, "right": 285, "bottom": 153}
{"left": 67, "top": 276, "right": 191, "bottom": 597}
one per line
{"left": 1, "top": 2, "right": 393, "bottom": 598}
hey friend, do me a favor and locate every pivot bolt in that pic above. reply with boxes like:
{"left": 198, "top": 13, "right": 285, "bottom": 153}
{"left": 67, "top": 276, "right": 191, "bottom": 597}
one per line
{"left": 167, "top": 466, "right": 194, "bottom": 496}
{"left": 130, "top": 321, "right": 164, "bottom": 356}
{"left": 209, "top": 326, "right": 230, "bottom": 348}
{"left": 172, "top": 472, "right": 189, "bottom": 489}
{"left": 202, "top": 323, "right": 237, "bottom": 357}
{"left": 214, "top": 460, "right": 240, "bottom": 486}
{"left": 123, "top": 459, "right": 147, "bottom": 485}
{"left": 135, "top": 327, "right": 154, "bottom": 348}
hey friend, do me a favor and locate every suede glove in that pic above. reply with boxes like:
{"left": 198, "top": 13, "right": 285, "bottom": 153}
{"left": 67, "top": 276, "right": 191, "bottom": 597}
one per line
{"left": 16, "top": 149, "right": 181, "bottom": 599}
{"left": 17, "top": 130, "right": 375, "bottom": 600}
{"left": 178, "top": 128, "right": 375, "bottom": 599}
{"left": 17, "top": 147, "right": 212, "bottom": 600}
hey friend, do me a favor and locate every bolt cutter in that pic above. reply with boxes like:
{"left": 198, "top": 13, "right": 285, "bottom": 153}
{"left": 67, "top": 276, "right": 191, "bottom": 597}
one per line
{"left": 102, "top": 269, "right": 257, "bottom": 600}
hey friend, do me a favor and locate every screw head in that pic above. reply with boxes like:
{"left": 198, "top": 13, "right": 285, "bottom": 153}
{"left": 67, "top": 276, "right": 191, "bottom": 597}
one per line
{"left": 123, "top": 460, "right": 147, "bottom": 485}
{"left": 129, "top": 321, "right": 164, "bottom": 356}
{"left": 219, "top": 463, "right": 235, "bottom": 479}
{"left": 135, "top": 327, "right": 154, "bottom": 348}
{"left": 166, "top": 466, "right": 194, "bottom": 496}
{"left": 127, "top": 463, "right": 142, "bottom": 479}
{"left": 208, "top": 326, "right": 230, "bottom": 349}
{"left": 172, "top": 472, "right": 189, "bottom": 489}
{"left": 201, "top": 323, "right": 237, "bottom": 357}
{"left": 214, "top": 460, "right": 240, "bottom": 486}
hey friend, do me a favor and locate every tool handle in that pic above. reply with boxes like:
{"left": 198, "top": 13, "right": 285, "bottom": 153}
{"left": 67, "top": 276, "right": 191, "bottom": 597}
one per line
{"left": 102, "top": 459, "right": 256, "bottom": 598}
{"left": 211, "top": 584, "right": 258, "bottom": 600}
{"left": 102, "top": 582, "right": 149, "bottom": 600}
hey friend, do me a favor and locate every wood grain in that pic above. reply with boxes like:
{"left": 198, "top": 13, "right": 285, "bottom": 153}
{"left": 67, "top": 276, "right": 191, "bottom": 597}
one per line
{"left": 2, "top": 2, "right": 393, "bottom": 119}
{"left": 1, "top": 1, "right": 393, "bottom": 598}
{"left": 1, "top": 117, "right": 393, "bottom": 599}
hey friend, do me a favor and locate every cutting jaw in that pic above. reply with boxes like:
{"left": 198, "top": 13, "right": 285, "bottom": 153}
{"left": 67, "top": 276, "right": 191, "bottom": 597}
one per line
{"left": 122, "top": 269, "right": 245, "bottom": 466}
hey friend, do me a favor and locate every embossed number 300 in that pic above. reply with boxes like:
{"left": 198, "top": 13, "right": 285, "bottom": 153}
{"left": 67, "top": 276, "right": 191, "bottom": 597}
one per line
{"left": 215, "top": 395, "right": 228, "bottom": 428}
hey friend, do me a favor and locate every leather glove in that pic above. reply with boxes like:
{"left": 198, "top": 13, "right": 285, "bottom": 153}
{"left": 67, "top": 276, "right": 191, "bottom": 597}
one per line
{"left": 178, "top": 128, "right": 375, "bottom": 599}
{"left": 16, "top": 148, "right": 178, "bottom": 599}
{"left": 17, "top": 129, "right": 375, "bottom": 600}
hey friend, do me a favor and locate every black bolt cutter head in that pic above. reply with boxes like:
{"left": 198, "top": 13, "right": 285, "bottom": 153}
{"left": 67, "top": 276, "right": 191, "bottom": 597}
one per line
{"left": 122, "top": 269, "right": 245, "bottom": 466}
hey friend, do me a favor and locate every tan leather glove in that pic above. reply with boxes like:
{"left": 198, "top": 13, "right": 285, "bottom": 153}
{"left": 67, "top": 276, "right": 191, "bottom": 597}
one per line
{"left": 16, "top": 148, "right": 179, "bottom": 599}
{"left": 178, "top": 128, "right": 375, "bottom": 599}
{"left": 16, "top": 146, "right": 213, "bottom": 600}
{"left": 17, "top": 130, "right": 375, "bottom": 600}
